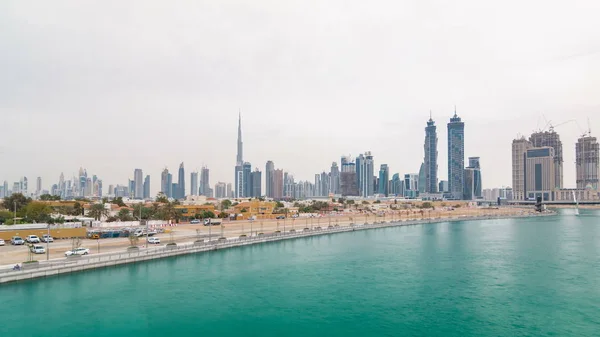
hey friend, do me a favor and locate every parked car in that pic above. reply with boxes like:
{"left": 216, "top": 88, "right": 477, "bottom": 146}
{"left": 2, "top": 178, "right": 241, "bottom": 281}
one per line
{"left": 11, "top": 236, "right": 25, "bottom": 245}
{"left": 30, "top": 245, "right": 46, "bottom": 254}
{"left": 41, "top": 235, "right": 54, "bottom": 243}
{"left": 26, "top": 235, "right": 40, "bottom": 243}
{"left": 64, "top": 248, "right": 90, "bottom": 256}
{"left": 147, "top": 237, "right": 161, "bottom": 244}
{"left": 190, "top": 219, "right": 200, "bottom": 224}
{"left": 276, "top": 215, "right": 286, "bottom": 219}
{"left": 0, "top": 239, "right": 5, "bottom": 246}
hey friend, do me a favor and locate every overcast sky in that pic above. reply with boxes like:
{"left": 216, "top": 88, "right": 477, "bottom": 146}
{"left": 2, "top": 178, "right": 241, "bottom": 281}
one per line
{"left": 1, "top": 0, "right": 599, "bottom": 195}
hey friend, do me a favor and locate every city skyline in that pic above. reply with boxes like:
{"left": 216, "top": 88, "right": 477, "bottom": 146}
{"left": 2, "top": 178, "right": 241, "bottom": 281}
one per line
{"left": 1, "top": 1, "right": 599, "bottom": 193}
{"left": 1, "top": 111, "right": 598, "bottom": 198}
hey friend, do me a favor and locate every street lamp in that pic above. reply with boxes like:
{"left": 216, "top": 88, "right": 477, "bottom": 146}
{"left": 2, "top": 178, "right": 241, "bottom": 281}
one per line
{"left": 13, "top": 201, "right": 17, "bottom": 225}
{"left": 46, "top": 223, "right": 50, "bottom": 261}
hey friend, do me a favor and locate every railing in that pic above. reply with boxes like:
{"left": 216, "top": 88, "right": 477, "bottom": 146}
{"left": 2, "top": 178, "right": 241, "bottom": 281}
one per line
{"left": 0, "top": 212, "right": 553, "bottom": 279}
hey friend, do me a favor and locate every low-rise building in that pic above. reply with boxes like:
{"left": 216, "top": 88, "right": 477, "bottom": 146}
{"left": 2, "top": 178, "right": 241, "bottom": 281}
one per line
{"left": 232, "top": 200, "right": 277, "bottom": 220}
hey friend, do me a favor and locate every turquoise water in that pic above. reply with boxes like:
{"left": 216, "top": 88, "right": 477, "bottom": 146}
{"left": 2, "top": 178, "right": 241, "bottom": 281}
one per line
{"left": 2, "top": 213, "right": 600, "bottom": 336}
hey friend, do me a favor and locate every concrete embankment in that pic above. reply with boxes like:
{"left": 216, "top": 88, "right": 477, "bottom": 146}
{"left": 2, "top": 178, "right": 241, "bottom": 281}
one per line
{"left": 0, "top": 212, "right": 553, "bottom": 284}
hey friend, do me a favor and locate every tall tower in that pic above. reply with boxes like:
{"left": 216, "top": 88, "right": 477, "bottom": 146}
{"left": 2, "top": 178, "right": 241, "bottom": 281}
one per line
{"left": 190, "top": 171, "right": 199, "bottom": 196}
{"left": 177, "top": 162, "right": 185, "bottom": 199}
{"left": 161, "top": 168, "right": 170, "bottom": 197}
{"left": 200, "top": 166, "right": 210, "bottom": 196}
{"left": 576, "top": 133, "right": 599, "bottom": 190}
{"left": 265, "top": 161, "right": 275, "bottom": 198}
{"left": 424, "top": 113, "right": 438, "bottom": 193}
{"left": 447, "top": 108, "right": 465, "bottom": 199}
{"left": 237, "top": 111, "right": 243, "bottom": 166}
{"left": 529, "top": 128, "right": 563, "bottom": 189}
{"left": 235, "top": 112, "right": 244, "bottom": 198}
{"left": 512, "top": 137, "right": 532, "bottom": 200}
{"left": 134, "top": 169, "right": 143, "bottom": 199}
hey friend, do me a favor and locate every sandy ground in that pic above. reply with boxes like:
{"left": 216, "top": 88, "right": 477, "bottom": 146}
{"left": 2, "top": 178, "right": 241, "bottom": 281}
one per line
{"left": 0, "top": 207, "right": 536, "bottom": 267}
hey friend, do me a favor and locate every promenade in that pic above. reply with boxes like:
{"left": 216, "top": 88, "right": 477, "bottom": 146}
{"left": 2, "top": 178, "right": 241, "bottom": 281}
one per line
{"left": 0, "top": 209, "right": 552, "bottom": 284}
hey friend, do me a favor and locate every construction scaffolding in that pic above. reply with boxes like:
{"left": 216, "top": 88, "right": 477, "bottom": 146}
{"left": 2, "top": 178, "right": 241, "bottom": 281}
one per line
{"left": 576, "top": 136, "right": 600, "bottom": 190}
{"left": 529, "top": 130, "right": 563, "bottom": 189}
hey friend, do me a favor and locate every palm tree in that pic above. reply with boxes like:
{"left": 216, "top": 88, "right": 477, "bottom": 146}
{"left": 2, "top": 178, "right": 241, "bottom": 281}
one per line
{"left": 88, "top": 203, "right": 108, "bottom": 221}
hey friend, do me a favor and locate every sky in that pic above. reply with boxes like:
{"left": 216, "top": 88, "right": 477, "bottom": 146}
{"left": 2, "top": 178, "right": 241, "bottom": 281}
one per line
{"left": 1, "top": 0, "right": 599, "bottom": 195}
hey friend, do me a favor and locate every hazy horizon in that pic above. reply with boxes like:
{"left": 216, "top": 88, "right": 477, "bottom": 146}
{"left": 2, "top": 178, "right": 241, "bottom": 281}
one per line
{"left": 1, "top": 0, "right": 599, "bottom": 195}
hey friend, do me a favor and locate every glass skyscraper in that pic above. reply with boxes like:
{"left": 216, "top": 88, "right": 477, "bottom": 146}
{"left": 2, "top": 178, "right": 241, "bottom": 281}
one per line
{"left": 447, "top": 110, "right": 465, "bottom": 199}
{"left": 424, "top": 114, "right": 438, "bottom": 193}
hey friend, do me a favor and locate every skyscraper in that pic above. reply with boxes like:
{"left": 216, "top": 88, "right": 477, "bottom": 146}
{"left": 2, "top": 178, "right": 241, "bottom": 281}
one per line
{"left": 134, "top": 169, "right": 143, "bottom": 199}
{"left": 357, "top": 152, "right": 374, "bottom": 197}
{"left": 226, "top": 183, "right": 233, "bottom": 198}
{"left": 215, "top": 182, "right": 227, "bottom": 198}
{"left": 177, "top": 162, "right": 185, "bottom": 199}
{"left": 424, "top": 114, "right": 438, "bottom": 193}
{"left": 265, "top": 161, "right": 275, "bottom": 198}
{"left": 251, "top": 168, "right": 262, "bottom": 198}
{"left": 235, "top": 112, "right": 244, "bottom": 199}
{"left": 576, "top": 134, "right": 599, "bottom": 190}
{"left": 330, "top": 162, "right": 340, "bottom": 195}
{"left": 418, "top": 163, "right": 426, "bottom": 194}
{"left": 340, "top": 157, "right": 358, "bottom": 196}
{"left": 273, "top": 169, "right": 284, "bottom": 199}
{"left": 235, "top": 165, "right": 244, "bottom": 198}
{"left": 243, "top": 162, "right": 252, "bottom": 198}
{"left": 378, "top": 164, "right": 389, "bottom": 196}
{"left": 36, "top": 177, "right": 42, "bottom": 195}
{"left": 464, "top": 157, "right": 482, "bottom": 200}
{"left": 200, "top": 166, "right": 210, "bottom": 196}
{"left": 161, "top": 168, "right": 170, "bottom": 197}
{"left": 320, "top": 172, "right": 330, "bottom": 196}
{"left": 525, "top": 147, "right": 555, "bottom": 201}
{"left": 390, "top": 173, "right": 403, "bottom": 196}
{"left": 448, "top": 109, "right": 465, "bottom": 199}
{"left": 190, "top": 171, "right": 199, "bottom": 196}
{"left": 143, "top": 175, "right": 150, "bottom": 199}
{"left": 529, "top": 128, "right": 563, "bottom": 189}
{"left": 512, "top": 137, "right": 533, "bottom": 200}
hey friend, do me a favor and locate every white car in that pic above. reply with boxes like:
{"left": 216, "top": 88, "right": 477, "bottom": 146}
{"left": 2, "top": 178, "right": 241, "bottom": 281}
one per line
{"left": 26, "top": 235, "right": 40, "bottom": 243}
{"left": 30, "top": 245, "right": 46, "bottom": 254}
{"left": 0, "top": 239, "right": 5, "bottom": 246}
{"left": 41, "top": 235, "right": 54, "bottom": 243}
{"left": 65, "top": 248, "right": 90, "bottom": 256}
{"left": 147, "top": 237, "right": 161, "bottom": 244}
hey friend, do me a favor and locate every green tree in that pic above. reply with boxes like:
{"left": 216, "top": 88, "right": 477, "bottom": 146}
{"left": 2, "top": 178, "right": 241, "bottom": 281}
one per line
{"left": 117, "top": 208, "right": 133, "bottom": 221}
{"left": 2, "top": 193, "right": 31, "bottom": 212}
{"left": 73, "top": 202, "right": 84, "bottom": 216}
{"left": 421, "top": 202, "right": 433, "bottom": 209}
{"left": 275, "top": 201, "right": 285, "bottom": 208}
{"left": 155, "top": 192, "right": 169, "bottom": 203}
{"left": 22, "top": 202, "right": 53, "bottom": 223}
{"left": 40, "top": 194, "right": 61, "bottom": 201}
{"left": 197, "top": 210, "right": 216, "bottom": 219}
{"left": 88, "top": 203, "right": 108, "bottom": 221}
{"left": 113, "top": 197, "right": 126, "bottom": 207}
{"left": 0, "top": 210, "right": 15, "bottom": 224}
{"left": 220, "top": 199, "right": 232, "bottom": 210}
{"left": 217, "top": 211, "right": 229, "bottom": 219}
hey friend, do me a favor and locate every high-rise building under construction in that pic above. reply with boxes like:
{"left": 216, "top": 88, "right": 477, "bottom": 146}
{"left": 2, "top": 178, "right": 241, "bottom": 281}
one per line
{"left": 576, "top": 134, "right": 599, "bottom": 190}
{"left": 529, "top": 129, "right": 563, "bottom": 189}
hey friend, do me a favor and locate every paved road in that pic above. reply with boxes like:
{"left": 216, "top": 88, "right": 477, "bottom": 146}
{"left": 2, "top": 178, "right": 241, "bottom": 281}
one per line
{"left": 0, "top": 208, "right": 531, "bottom": 266}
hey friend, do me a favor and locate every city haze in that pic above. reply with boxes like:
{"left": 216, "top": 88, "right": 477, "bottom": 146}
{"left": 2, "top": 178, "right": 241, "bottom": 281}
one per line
{"left": 1, "top": 0, "right": 599, "bottom": 194}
